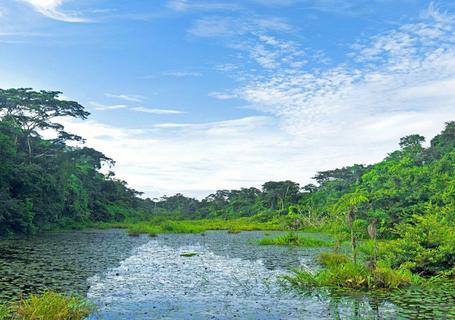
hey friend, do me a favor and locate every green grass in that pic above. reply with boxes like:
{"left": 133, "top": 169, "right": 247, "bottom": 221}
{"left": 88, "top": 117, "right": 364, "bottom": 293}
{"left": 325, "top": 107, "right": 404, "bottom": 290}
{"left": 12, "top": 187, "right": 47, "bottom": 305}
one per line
{"left": 1, "top": 291, "right": 93, "bottom": 320}
{"left": 258, "top": 232, "right": 331, "bottom": 247}
{"left": 87, "top": 217, "right": 285, "bottom": 236}
{"left": 0, "top": 302, "right": 12, "bottom": 320}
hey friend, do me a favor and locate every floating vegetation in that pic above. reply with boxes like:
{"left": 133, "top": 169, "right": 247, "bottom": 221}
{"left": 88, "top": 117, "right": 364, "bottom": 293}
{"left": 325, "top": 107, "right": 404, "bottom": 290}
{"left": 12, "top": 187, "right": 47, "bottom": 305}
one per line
{"left": 258, "top": 232, "right": 331, "bottom": 247}
{"left": 227, "top": 229, "right": 241, "bottom": 234}
{"left": 180, "top": 252, "right": 198, "bottom": 257}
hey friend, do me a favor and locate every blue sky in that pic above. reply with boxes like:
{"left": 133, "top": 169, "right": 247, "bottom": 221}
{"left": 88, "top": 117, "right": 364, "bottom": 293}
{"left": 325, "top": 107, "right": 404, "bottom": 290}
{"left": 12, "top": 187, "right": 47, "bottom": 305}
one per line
{"left": 1, "top": 0, "right": 455, "bottom": 198}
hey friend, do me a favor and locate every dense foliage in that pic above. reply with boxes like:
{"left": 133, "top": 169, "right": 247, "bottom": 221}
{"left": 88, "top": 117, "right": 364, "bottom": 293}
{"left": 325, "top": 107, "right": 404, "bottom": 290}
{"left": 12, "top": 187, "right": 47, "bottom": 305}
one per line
{"left": 0, "top": 89, "right": 149, "bottom": 236}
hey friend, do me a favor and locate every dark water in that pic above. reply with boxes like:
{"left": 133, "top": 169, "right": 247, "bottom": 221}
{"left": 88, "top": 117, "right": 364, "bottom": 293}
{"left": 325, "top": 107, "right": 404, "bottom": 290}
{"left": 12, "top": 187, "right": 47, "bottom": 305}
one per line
{"left": 0, "top": 229, "right": 149, "bottom": 301}
{"left": 1, "top": 230, "right": 455, "bottom": 319}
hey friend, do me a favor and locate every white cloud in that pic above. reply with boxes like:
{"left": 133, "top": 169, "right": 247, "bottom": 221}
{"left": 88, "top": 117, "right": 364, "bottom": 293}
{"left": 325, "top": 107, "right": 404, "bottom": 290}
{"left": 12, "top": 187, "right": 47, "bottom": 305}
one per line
{"left": 60, "top": 116, "right": 290, "bottom": 198}
{"left": 105, "top": 93, "right": 146, "bottom": 102}
{"left": 130, "top": 107, "right": 185, "bottom": 115}
{"left": 21, "top": 0, "right": 88, "bottom": 22}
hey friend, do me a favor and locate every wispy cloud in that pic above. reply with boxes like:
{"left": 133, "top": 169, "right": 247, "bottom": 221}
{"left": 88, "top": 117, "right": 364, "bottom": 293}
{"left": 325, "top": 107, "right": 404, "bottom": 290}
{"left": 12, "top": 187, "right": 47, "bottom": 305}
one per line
{"left": 89, "top": 102, "right": 128, "bottom": 111}
{"left": 105, "top": 93, "right": 146, "bottom": 102}
{"left": 188, "top": 16, "right": 292, "bottom": 38}
{"left": 209, "top": 5, "right": 455, "bottom": 177}
{"left": 166, "top": 0, "right": 241, "bottom": 12}
{"left": 130, "top": 107, "right": 185, "bottom": 115}
{"left": 163, "top": 71, "right": 202, "bottom": 77}
{"left": 21, "top": 0, "right": 88, "bottom": 22}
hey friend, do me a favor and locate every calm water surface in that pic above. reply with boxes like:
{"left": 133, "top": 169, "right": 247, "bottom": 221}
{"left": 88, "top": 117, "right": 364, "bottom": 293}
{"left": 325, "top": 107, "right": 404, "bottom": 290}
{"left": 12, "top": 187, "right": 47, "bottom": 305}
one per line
{"left": 1, "top": 230, "right": 454, "bottom": 319}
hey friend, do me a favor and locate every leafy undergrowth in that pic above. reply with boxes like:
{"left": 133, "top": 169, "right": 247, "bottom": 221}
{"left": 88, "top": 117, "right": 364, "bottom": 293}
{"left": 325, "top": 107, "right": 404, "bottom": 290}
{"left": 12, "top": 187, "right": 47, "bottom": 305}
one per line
{"left": 0, "top": 291, "right": 93, "bottom": 320}
{"left": 284, "top": 252, "right": 419, "bottom": 291}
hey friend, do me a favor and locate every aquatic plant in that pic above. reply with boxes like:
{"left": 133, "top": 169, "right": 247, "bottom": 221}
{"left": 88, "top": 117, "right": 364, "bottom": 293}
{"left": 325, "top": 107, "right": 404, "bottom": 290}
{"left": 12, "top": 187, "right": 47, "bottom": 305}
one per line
{"left": 285, "top": 262, "right": 415, "bottom": 290}
{"left": 258, "top": 232, "right": 331, "bottom": 247}
{"left": 180, "top": 252, "right": 198, "bottom": 257}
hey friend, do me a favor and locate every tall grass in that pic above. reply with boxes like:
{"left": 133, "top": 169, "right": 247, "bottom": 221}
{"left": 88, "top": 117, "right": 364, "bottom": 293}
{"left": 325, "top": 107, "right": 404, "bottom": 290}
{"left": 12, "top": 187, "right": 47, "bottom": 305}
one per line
{"left": 0, "top": 303, "right": 12, "bottom": 320}
{"left": 258, "top": 232, "right": 331, "bottom": 247}
{"left": 1, "top": 291, "right": 93, "bottom": 320}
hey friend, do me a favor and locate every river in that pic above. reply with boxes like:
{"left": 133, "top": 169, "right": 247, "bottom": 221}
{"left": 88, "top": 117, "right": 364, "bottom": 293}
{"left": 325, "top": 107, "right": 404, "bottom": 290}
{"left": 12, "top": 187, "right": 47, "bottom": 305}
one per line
{"left": 1, "top": 230, "right": 454, "bottom": 319}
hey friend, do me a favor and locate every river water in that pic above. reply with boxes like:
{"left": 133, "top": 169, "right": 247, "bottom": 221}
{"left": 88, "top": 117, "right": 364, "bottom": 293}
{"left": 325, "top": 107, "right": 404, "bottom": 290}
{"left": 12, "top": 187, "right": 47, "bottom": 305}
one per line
{"left": 1, "top": 229, "right": 454, "bottom": 319}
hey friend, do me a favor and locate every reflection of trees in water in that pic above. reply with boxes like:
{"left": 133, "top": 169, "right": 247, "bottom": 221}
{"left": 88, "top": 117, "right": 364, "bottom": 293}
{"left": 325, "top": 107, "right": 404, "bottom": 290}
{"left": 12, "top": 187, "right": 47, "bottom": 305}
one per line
{"left": 326, "top": 291, "right": 387, "bottom": 320}
{"left": 292, "top": 288, "right": 394, "bottom": 319}
{"left": 294, "top": 284, "right": 455, "bottom": 320}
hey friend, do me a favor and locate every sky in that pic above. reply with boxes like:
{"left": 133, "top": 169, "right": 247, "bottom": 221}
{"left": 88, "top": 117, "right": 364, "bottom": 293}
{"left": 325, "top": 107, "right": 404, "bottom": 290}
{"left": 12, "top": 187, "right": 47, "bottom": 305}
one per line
{"left": 1, "top": 0, "right": 455, "bottom": 199}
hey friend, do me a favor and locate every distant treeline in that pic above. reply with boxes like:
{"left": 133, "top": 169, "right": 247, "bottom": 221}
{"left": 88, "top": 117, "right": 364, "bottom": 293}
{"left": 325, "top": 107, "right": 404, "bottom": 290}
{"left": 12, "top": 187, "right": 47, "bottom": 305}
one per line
{"left": 1, "top": 88, "right": 454, "bottom": 237}
{"left": 150, "top": 121, "right": 455, "bottom": 236}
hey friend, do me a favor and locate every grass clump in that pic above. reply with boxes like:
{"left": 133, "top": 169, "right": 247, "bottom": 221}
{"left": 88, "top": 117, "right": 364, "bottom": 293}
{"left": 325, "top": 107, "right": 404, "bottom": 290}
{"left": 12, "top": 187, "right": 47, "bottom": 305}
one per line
{"left": 317, "top": 252, "right": 350, "bottom": 267}
{"left": 258, "top": 232, "right": 331, "bottom": 247}
{"left": 2, "top": 291, "right": 93, "bottom": 320}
